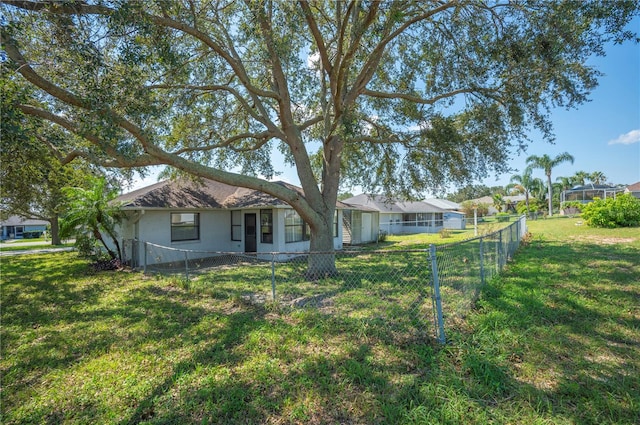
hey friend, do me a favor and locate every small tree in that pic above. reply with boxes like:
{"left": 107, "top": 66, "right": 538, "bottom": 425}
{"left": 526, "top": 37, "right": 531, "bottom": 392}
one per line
{"left": 60, "top": 176, "right": 124, "bottom": 261}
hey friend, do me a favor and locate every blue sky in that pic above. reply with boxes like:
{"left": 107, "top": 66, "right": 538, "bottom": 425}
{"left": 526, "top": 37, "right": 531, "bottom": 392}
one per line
{"left": 479, "top": 18, "right": 640, "bottom": 190}
{"left": 130, "top": 18, "right": 639, "bottom": 194}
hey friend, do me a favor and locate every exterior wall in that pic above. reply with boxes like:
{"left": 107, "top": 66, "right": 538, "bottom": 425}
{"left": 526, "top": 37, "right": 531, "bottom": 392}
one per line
{"left": 1, "top": 224, "right": 48, "bottom": 239}
{"left": 342, "top": 211, "right": 379, "bottom": 245}
{"left": 443, "top": 213, "right": 466, "bottom": 230}
{"left": 116, "top": 207, "right": 344, "bottom": 266}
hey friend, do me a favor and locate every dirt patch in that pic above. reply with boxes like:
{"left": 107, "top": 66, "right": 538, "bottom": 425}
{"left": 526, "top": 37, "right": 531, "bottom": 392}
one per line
{"left": 569, "top": 235, "right": 636, "bottom": 245}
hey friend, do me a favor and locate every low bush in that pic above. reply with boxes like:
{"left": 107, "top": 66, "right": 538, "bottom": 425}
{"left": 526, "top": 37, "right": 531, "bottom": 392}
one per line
{"left": 581, "top": 194, "right": 640, "bottom": 228}
{"left": 495, "top": 213, "right": 510, "bottom": 222}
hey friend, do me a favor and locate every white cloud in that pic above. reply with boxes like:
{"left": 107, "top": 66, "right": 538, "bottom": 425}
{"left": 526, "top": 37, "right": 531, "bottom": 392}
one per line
{"left": 607, "top": 129, "right": 640, "bottom": 145}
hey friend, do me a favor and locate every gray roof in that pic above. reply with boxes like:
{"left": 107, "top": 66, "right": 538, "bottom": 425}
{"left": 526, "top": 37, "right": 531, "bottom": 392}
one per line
{"left": 116, "top": 179, "right": 299, "bottom": 209}
{"left": 115, "top": 178, "right": 349, "bottom": 210}
{"left": 342, "top": 194, "right": 446, "bottom": 213}
{"left": 1, "top": 215, "right": 49, "bottom": 226}
{"left": 423, "top": 198, "right": 461, "bottom": 210}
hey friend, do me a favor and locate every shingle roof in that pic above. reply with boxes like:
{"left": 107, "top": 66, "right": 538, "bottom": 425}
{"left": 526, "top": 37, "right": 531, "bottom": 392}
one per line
{"left": 626, "top": 181, "right": 640, "bottom": 192}
{"left": 341, "top": 194, "right": 446, "bottom": 213}
{"left": 0, "top": 215, "right": 49, "bottom": 226}
{"left": 115, "top": 179, "right": 298, "bottom": 209}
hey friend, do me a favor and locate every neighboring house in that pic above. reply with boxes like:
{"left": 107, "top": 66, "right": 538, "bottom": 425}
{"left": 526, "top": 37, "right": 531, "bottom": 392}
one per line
{"left": 624, "top": 181, "right": 640, "bottom": 199}
{"left": 467, "top": 195, "right": 526, "bottom": 215}
{"left": 560, "top": 184, "right": 626, "bottom": 204}
{"left": 0, "top": 215, "right": 49, "bottom": 240}
{"left": 0, "top": 216, "right": 48, "bottom": 240}
{"left": 341, "top": 194, "right": 466, "bottom": 235}
{"left": 110, "top": 178, "right": 346, "bottom": 266}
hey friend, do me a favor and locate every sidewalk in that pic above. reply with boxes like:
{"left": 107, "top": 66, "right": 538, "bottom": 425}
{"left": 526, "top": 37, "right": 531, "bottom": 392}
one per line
{"left": 0, "top": 239, "right": 75, "bottom": 256}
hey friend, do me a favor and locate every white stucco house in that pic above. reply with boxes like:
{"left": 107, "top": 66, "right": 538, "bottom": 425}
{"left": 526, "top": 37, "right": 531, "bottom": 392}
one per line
{"left": 111, "top": 178, "right": 348, "bottom": 266}
{"left": 341, "top": 194, "right": 466, "bottom": 235}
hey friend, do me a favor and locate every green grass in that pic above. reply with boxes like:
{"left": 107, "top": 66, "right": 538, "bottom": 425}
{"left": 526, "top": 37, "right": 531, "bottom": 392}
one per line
{"left": 1, "top": 218, "right": 639, "bottom": 424}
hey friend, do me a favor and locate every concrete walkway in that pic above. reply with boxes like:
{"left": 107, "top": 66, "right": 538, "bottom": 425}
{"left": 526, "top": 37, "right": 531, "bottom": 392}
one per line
{"left": 0, "top": 240, "right": 75, "bottom": 257}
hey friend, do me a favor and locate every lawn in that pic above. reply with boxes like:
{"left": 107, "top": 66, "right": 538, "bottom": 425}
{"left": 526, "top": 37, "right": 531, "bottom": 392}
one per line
{"left": 1, "top": 217, "right": 638, "bottom": 424}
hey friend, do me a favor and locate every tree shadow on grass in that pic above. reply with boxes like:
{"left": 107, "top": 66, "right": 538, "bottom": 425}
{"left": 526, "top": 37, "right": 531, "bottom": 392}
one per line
{"left": 465, "top": 238, "right": 640, "bottom": 423}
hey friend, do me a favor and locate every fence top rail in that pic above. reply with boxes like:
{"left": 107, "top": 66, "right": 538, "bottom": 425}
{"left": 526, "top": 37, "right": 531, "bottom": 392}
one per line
{"left": 144, "top": 241, "right": 429, "bottom": 256}
{"left": 436, "top": 215, "right": 526, "bottom": 250}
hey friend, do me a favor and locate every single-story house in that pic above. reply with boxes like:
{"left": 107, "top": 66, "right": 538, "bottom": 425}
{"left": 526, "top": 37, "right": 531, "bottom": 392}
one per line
{"left": 467, "top": 195, "right": 526, "bottom": 215}
{"left": 110, "top": 178, "right": 348, "bottom": 266}
{"left": 0, "top": 216, "right": 48, "bottom": 240}
{"left": 624, "top": 181, "right": 640, "bottom": 199}
{"left": 341, "top": 194, "right": 466, "bottom": 235}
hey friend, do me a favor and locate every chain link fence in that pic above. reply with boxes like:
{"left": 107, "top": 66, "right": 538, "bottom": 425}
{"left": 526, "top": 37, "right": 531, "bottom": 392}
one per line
{"left": 138, "top": 215, "right": 527, "bottom": 343}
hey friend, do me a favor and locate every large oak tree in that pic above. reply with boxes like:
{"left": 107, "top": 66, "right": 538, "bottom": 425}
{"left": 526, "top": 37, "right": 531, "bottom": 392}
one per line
{"left": 1, "top": 0, "right": 637, "bottom": 274}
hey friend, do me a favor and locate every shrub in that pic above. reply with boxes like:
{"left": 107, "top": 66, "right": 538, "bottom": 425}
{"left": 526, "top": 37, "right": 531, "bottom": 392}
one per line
{"left": 378, "top": 229, "right": 388, "bottom": 242}
{"left": 581, "top": 194, "right": 640, "bottom": 228}
{"left": 496, "top": 213, "right": 510, "bottom": 222}
{"left": 439, "top": 228, "right": 452, "bottom": 238}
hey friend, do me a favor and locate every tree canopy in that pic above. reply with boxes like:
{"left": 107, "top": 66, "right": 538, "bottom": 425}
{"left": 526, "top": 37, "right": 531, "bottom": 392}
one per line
{"left": 1, "top": 0, "right": 638, "bottom": 267}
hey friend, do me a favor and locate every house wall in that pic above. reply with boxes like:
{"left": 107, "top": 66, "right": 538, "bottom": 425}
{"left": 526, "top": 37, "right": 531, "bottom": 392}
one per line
{"left": 443, "top": 213, "right": 466, "bottom": 230}
{"left": 116, "top": 208, "right": 343, "bottom": 267}
{"left": 1, "top": 224, "right": 48, "bottom": 239}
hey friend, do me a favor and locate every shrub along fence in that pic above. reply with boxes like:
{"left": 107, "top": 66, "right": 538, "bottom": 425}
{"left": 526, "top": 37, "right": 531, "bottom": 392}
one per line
{"left": 140, "top": 215, "right": 527, "bottom": 343}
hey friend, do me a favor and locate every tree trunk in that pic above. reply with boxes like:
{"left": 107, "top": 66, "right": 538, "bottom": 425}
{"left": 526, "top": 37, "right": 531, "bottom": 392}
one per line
{"left": 547, "top": 175, "right": 553, "bottom": 216}
{"left": 49, "top": 215, "right": 62, "bottom": 245}
{"left": 306, "top": 218, "right": 337, "bottom": 280}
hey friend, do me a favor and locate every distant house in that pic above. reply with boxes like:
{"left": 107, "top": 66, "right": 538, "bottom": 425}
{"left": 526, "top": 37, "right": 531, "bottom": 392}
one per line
{"left": 560, "top": 184, "right": 625, "bottom": 204}
{"left": 624, "top": 181, "right": 640, "bottom": 199}
{"left": 0, "top": 216, "right": 48, "bottom": 240}
{"left": 110, "top": 178, "right": 347, "bottom": 266}
{"left": 467, "top": 195, "right": 526, "bottom": 215}
{"left": 341, "top": 194, "right": 466, "bottom": 235}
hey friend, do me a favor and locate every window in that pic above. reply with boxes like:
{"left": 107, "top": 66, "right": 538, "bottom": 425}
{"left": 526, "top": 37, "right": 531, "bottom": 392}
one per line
{"left": 231, "top": 210, "right": 242, "bottom": 241}
{"left": 403, "top": 213, "right": 417, "bottom": 226}
{"left": 260, "top": 209, "right": 273, "bottom": 244}
{"left": 285, "top": 210, "right": 310, "bottom": 243}
{"left": 333, "top": 210, "right": 339, "bottom": 237}
{"left": 171, "top": 213, "right": 199, "bottom": 242}
{"left": 435, "top": 213, "right": 444, "bottom": 227}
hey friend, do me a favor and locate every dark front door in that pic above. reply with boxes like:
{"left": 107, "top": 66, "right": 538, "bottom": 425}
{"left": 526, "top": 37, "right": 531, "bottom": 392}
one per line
{"left": 244, "top": 213, "right": 257, "bottom": 253}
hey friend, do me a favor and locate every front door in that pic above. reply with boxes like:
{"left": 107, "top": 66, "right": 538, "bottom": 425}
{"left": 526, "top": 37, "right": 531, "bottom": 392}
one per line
{"left": 244, "top": 213, "right": 257, "bottom": 253}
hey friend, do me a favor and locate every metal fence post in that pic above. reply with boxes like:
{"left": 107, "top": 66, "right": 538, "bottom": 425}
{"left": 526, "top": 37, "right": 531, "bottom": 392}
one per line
{"left": 143, "top": 241, "right": 147, "bottom": 274}
{"left": 429, "top": 244, "right": 446, "bottom": 344}
{"left": 185, "top": 251, "right": 190, "bottom": 280}
{"left": 479, "top": 237, "right": 485, "bottom": 286}
{"left": 271, "top": 254, "right": 276, "bottom": 301}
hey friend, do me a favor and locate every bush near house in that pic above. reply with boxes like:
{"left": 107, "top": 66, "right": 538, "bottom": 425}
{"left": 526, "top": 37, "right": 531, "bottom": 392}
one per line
{"left": 581, "top": 193, "right": 640, "bottom": 228}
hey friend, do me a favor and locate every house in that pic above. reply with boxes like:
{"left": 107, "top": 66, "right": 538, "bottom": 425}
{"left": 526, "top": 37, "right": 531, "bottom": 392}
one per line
{"left": 624, "top": 182, "right": 640, "bottom": 199}
{"left": 467, "top": 195, "right": 526, "bottom": 215}
{"left": 110, "top": 178, "right": 347, "bottom": 266}
{"left": 341, "top": 194, "right": 466, "bottom": 235}
{"left": 0, "top": 216, "right": 48, "bottom": 240}
{"left": 560, "top": 184, "right": 626, "bottom": 204}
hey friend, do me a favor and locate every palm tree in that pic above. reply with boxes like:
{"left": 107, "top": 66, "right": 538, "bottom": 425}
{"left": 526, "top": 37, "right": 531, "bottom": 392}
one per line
{"left": 572, "top": 170, "right": 589, "bottom": 186}
{"left": 507, "top": 166, "right": 544, "bottom": 215}
{"left": 526, "top": 152, "right": 575, "bottom": 216}
{"left": 60, "top": 176, "right": 124, "bottom": 260}
{"left": 492, "top": 193, "right": 505, "bottom": 213}
{"left": 556, "top": 176, "right": 575, "bottom": 191}
{"left": 589, "top": 171, "right": 607, "bottom": 185}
